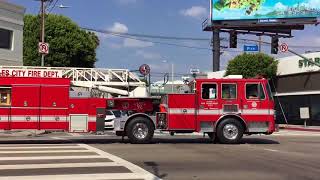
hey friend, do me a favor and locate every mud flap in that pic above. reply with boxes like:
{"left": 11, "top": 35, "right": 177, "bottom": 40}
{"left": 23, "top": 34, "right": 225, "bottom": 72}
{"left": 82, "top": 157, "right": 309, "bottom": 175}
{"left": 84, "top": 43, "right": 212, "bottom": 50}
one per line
{"left": 96, "top": 108, "right": 106, "bottom": 132}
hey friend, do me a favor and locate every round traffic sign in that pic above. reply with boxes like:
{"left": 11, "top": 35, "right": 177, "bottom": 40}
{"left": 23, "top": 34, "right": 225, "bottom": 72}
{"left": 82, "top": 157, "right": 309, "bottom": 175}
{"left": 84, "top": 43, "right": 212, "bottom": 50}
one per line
{"left": 139, "top": 64, "right": 151, "bottom": 76}
{"left": 280, "top": 43, "right": 289, "bottom": 53}
{"left": 38, "top": 42, "right": 49, "bottom": 54}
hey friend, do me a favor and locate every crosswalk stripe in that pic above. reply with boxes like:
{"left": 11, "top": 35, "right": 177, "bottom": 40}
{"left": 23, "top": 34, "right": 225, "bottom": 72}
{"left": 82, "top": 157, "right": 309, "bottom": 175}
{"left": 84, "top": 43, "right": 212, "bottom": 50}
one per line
{"left": 0, "top": 146, "right": 83, "bottom": 149}
{"left": 0, "top": 162, "right": 120, "bottom": 170}
{"left": 0, "top": 173, "right": 156, "bottom": 180}
{"left": 0, "top": 144, "right": 80, "bottom": 147}
{"left": 0, "top": 155, "right": 102, "bottom": 161}
{"left": 0, "top": 150, "right": 92, "bottom": 154}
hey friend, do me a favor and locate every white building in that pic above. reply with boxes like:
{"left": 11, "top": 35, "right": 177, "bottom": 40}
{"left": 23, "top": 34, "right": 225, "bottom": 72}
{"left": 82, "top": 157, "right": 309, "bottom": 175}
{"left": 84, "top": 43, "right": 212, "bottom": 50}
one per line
{"left": 0, "top": 1, "right": 25, "bottom": 65}
{"left": 275, "top": 52, "right": 320, "bottom": 126}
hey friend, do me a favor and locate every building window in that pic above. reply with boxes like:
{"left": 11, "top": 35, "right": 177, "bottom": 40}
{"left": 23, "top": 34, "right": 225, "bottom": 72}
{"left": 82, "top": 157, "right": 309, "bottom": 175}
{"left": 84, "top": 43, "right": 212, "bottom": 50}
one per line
{"left": 0, "top": 88, "right": 11, "bottom": 106}
{"left": 222, "top": 84, "right": 237, "bottom": 99}
{"left": 0, "top": 28, "right": 13, "bottom": 50}
{"left": 202, "top": 84, "right": 217, "bottom": 100}
{"left": 246, "top": 84, "right": 266, "bottom": 100}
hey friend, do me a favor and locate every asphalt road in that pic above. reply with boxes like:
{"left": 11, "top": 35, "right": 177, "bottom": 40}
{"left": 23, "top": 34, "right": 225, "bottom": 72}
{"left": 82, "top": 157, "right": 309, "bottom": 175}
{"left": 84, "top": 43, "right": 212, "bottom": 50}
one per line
{"left": 0, "top": 131, "right": 319, "bottom": 180}
{"left": 92, "top": 132, "right": 320, "bottom": 180}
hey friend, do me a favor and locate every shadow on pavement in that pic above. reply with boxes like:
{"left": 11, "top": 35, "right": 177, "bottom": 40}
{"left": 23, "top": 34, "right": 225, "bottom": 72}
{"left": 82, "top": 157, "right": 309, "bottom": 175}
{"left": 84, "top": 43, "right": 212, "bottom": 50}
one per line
{"left": 0, "top": 136, "right": 280, "bottom": 145}
{"left": 144, "top": 161, "right": 167, "bottom": 179}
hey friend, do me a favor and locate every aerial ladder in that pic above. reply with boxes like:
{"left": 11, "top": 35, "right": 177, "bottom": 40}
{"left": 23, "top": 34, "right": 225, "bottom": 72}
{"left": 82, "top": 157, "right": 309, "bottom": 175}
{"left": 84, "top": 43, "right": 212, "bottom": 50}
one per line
{"left": 0, "top": 66, "right": 148, "bottom": 97}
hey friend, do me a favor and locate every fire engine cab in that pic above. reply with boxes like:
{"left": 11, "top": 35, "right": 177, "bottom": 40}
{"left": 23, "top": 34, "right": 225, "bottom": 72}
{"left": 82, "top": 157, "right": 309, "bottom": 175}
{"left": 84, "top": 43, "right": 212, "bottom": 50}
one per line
{"left": 0, "top": 66, "right": 275, "bottom": 144}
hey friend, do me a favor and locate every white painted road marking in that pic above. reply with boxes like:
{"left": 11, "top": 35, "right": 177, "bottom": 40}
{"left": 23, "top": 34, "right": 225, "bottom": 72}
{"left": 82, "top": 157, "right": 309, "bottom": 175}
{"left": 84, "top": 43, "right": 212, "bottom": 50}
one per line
{"left": 264, "top": 148, "right": 279, "bottom": 152}
{"left": 0, "top": 150, "right": 91, "bottom": 153}
{"left": 0, "top": 144, "right": 160, "bottom": 180}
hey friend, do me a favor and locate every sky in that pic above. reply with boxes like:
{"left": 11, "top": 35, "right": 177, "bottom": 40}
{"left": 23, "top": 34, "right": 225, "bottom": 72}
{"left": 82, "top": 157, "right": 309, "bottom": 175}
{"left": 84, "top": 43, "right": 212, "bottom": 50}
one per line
{"left": 7, "top": 0, "right": 320, "bottom": 80}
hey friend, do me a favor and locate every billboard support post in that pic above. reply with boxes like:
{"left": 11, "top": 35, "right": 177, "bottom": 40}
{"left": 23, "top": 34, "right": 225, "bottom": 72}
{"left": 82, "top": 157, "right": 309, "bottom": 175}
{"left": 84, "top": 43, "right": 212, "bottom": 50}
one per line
{"left": 212, "top": 28, "right": 220, "bottom": 72}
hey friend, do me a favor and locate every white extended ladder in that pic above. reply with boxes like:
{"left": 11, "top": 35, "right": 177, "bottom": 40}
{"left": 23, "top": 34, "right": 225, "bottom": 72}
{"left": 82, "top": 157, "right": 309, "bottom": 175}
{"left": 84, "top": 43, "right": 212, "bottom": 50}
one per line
{"left": 0, "top": 66, "right": 147, "bottom": 97}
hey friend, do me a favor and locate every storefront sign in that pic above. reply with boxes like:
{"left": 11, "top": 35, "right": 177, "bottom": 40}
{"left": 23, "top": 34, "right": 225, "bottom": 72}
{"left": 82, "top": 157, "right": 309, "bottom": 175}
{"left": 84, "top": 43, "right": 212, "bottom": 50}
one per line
{"left": 0, "top": 69, "right": 63, "bottom": 78}
{"left": 299, "top": 57, "right": 320, "bottom": 68}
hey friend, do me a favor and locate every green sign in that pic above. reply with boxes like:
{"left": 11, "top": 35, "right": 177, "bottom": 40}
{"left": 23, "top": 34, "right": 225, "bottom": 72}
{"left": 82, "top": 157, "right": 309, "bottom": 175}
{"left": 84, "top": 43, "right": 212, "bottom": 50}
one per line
{"left": 299, "top": 57, "right": 320, "bottom": 68}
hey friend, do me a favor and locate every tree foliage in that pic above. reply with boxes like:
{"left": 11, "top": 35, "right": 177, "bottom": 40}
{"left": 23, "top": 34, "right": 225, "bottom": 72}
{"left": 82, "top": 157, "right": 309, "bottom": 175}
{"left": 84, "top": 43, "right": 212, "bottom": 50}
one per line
{"left": 225, "top": 53, "right": 278, "bottom": 78}
{"left": 23, "top": 14, "right": 99, "bottom": 67}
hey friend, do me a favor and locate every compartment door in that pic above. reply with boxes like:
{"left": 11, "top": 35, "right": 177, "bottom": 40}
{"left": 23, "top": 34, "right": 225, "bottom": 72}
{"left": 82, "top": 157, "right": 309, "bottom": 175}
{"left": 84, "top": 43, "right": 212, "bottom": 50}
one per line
{"left": 70, "top": 115, "right": 88, "bottom": 132}
{"left": 167, "top": 94, "right": 196, "bottom": 130}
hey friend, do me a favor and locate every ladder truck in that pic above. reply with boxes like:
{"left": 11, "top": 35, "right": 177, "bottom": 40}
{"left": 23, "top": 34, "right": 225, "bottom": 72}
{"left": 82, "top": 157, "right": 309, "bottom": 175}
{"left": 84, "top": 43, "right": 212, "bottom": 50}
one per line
{"left": 0, "top": 66, "right": 275, "bottom": 144}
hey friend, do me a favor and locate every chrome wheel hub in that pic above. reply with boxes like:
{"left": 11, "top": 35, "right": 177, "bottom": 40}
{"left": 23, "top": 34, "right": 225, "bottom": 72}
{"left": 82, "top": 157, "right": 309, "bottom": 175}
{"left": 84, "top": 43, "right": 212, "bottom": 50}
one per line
{"left": 223, "top": 124, "right": 239, "bottom": 140}
{"left": 133, "top": 123, "right": 148, "bottom": 139}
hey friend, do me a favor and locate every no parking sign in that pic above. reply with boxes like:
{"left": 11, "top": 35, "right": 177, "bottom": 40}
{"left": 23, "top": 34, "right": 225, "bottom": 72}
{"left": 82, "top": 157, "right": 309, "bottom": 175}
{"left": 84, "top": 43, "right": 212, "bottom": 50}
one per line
{"left": 38, "top": 42, "right": 49, "bottom": 55}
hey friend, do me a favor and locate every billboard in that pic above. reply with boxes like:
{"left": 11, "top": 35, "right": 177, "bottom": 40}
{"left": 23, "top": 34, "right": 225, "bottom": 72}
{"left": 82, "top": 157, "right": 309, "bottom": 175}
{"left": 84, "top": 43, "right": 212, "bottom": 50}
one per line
{"left": 211, "top": 0, "right": 320, "bottom": 21}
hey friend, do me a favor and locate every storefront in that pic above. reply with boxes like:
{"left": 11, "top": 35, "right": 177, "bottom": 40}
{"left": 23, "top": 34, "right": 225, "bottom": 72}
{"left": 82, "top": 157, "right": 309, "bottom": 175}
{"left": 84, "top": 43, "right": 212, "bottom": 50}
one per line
{"left": 0, "top": 1, "right": 25, "bottom": 66}
{"left": 274, "top": 52, "right": 320, "bottom": 126}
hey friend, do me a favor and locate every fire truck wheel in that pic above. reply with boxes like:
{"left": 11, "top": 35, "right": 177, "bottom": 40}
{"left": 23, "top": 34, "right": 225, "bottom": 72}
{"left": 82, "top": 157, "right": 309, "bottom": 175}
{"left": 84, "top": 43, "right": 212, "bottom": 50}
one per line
{"left": 126, "top": 117, "right": 154, "bottom": 144}
{"left": 217, "top": 118, "right": 244, "bottom": 144}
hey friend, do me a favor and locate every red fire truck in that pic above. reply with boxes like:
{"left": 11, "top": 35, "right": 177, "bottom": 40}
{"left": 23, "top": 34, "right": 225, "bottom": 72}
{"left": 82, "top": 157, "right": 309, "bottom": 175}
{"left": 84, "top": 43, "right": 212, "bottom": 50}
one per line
{"left": 0, "top": 67, "right": 275, "bottom": 144}
{"left": 111, "top": 76, "right": 275, "bottom": 144}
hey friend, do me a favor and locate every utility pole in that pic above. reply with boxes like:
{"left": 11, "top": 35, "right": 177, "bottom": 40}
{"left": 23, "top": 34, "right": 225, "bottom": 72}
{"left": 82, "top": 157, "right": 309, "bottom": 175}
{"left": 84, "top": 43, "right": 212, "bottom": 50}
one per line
{"left": 40, "top": 0, "right": 46, "bottom": 66}
{"left": 259, "top": 36, "right": 262, "bottom": 53}
{"left": 212, "top": 28, "right": 220, "bottom": 72}
{"left": 171, "top": 63, "right": 174, "bottom": 93}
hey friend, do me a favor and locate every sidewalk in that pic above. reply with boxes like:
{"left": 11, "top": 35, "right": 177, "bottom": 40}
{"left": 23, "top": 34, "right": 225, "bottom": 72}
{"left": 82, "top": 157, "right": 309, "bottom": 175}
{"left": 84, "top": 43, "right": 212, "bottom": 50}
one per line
{"left": 0, "top": 130, "right": 46, "bottom": 138}
{"left": 278, "top": 124, "right": 320, "bottom": 132}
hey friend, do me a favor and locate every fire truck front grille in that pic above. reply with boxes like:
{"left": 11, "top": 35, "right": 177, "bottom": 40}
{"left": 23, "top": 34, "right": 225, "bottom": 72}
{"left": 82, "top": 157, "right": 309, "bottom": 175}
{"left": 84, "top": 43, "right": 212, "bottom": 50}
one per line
{"left": 223, "top": 104, "right": 239, "bottom": 113}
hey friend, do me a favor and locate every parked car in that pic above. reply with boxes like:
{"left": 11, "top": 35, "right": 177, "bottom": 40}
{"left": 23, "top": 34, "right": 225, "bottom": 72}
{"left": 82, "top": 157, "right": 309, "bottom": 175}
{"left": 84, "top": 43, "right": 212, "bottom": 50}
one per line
{"left": 105, "top": 110, "right": 116, "bottom": 129}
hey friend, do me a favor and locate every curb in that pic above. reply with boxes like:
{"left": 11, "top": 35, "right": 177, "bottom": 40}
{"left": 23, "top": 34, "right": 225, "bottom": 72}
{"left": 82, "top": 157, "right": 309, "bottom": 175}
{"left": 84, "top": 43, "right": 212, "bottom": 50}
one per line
{"left": 0, "top": 130, "right": 47, "bottom": 137}
{"left": 278, "top": 125, "right": 320, "bottom": 132}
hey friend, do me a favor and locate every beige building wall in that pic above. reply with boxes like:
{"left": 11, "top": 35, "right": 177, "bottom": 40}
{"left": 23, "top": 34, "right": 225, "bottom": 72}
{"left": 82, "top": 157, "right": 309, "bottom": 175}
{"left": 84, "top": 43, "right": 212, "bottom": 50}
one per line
{"left": 0, "top": 1, "right": 25, "bottom": 66}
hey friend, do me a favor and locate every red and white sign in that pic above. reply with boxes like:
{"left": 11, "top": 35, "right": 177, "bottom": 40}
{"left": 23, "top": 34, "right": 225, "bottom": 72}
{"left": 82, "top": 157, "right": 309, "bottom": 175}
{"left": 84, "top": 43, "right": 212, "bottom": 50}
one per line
{"left": 0, "top": 69, "right": 62, "bottom": 78}
{"left": 139, "top": 64, "right": 151, "bottom": 76}
{"left": 280, "top": 43, "right": 289, "bottom": 53}
{"left": 38, "top": 42, "right": 49, "bottom": 54}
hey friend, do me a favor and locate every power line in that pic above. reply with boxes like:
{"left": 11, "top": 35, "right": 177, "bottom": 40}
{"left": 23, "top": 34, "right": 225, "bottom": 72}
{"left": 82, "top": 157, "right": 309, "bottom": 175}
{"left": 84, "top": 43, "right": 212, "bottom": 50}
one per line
{"left": 83, "top": 27, "right": 213, "bottom": 50}
{"left": 82, "top": 27, "right": 210, "bottom": 41}
{"left": 48, "top": 0, "right": 59, "bottom": 13}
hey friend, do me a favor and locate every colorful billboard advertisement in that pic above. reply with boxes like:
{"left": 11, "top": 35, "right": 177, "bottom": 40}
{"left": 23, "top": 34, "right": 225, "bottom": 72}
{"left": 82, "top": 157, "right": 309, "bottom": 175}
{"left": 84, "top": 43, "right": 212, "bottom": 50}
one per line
{"left": 211, "top": 0, "right": 320, "bottom": 21}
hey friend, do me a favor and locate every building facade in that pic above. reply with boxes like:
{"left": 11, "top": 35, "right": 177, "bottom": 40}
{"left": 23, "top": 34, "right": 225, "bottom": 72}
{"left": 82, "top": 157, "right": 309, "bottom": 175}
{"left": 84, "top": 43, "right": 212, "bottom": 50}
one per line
{"left": 274, "top": 52, "right": 320, "bottom": 126}
{"left": 0, "top": 1, "right": 25, "bottom": 66}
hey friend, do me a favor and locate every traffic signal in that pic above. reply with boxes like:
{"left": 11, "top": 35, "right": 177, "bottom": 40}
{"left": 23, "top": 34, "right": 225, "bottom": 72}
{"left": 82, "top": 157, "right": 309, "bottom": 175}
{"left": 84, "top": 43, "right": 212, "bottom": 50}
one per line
{"left": 229, "top": 31, "right": 237, "bottom": 48}
{"left": 271, "top": 36, "right": 279, "bottom": 54}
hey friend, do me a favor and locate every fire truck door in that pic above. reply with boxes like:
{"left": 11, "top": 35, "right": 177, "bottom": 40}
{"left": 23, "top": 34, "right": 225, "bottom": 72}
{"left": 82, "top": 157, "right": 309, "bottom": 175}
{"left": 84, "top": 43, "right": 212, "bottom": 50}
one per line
{"left": 198, "top": 83, "right": 219, "bottom": 119}
{"left": 0, "top": 87, "right": 11, "bottom": 130}
{"left": 242, "top": 83, "right": 267, "bottom": 115}
{"left": 220, "top": 83, "right": 240, "bottom": 114}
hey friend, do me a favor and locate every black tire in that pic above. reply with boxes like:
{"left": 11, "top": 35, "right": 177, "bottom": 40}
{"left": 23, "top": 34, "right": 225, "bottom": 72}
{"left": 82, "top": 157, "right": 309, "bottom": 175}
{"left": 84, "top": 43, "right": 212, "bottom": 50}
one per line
{"left": 216, "top": 118, "right": 244, "bottom": 144}
{"left": 126, "top": 117, "right": 154, "bottom": 144}
{"left": 207, "top": 132, "right": 214, "bottom": 139}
